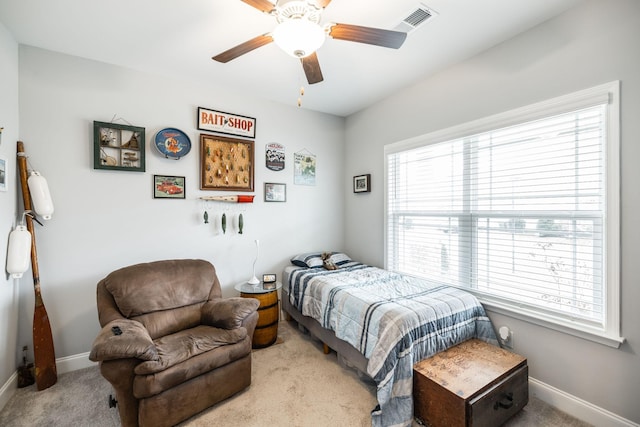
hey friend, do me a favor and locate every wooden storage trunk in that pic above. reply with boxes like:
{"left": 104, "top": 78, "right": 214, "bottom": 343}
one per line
{"left": 413, "top": 339, "right": 528, "bottom": 427}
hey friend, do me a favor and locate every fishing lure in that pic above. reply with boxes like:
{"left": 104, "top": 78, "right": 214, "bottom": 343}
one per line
{"left": 221, "top": 213, "right": 226, "bottom": 234}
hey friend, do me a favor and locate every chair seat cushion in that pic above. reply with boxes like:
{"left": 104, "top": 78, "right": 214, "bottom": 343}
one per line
{"left": 135, "top": 325, "right": 247, "bottom": 375}
{"left": 133, "top": 326, "right": 252, "bottom": 399}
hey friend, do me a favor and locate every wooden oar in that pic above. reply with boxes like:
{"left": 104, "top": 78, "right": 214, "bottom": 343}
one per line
{"left": 17, "top": 141, "right": 57, "bottom": 391}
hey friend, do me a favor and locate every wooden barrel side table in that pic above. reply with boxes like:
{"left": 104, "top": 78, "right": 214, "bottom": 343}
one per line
{"left": 235, "top": 281, "right": 282, "bottom": 349}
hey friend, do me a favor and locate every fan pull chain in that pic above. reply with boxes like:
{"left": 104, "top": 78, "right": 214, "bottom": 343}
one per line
{"left": 298, "top": 86, "right": 305, "bottom": 107}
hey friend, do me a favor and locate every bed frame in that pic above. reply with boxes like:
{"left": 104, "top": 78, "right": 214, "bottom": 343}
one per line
{"left": 281, "top": 286, "right": 372, "bottom": 381}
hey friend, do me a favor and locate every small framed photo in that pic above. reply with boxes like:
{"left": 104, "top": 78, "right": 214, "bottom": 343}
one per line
{"left": 353, "top": 174, "right": 371, "bottom": 193}
{"left": 0, "top": 157, "right": 7, "bottom": 192}
{"left": 153, "top": 175, "right": 185, "bottom": 199}
{"left": 265, "top": 182, "right": 286, "bottom": 202}
{"left": 263, "top": 273, "right": 276, "bottom": 283}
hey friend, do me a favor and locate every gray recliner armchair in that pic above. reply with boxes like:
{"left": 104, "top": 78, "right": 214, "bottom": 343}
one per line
{"left": 89, "top": 259, "right": 259, "bottom": 427}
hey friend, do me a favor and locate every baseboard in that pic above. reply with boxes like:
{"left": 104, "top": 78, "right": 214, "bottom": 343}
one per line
{"left": 0, "top": 352, "right": 96, "bottom": 413}
{"left": 56, "top": 351, "right": 96, "bottom": 374}
{"left": 0, "top": 371, "right": 18, "bottom": 413}
{"left": 530, "top": 377, "right": 639, "bottom": 427}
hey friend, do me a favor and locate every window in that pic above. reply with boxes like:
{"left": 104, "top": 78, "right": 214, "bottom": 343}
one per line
{"left": 385, "top": 82, "right": 623, "bottom": 347}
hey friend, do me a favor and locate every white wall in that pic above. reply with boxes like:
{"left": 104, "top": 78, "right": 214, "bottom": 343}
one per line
{"left": 0, "top": 22, "right": 20, "bottom": 404}
{"left": 5, "top": 1, "right": 639, "bottom": 424}
{"left": 344, "top": 0, "right": 640, "bottom": 424}
{"left": 16, "top": 45, "right": 345, "bottom": 359}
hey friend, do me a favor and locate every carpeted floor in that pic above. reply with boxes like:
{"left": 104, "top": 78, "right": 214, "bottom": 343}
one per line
{"left": 0, "top": 319, "right": 591, "bottom": 427}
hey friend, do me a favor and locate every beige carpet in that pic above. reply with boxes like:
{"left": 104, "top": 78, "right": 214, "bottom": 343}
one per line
{"left": 180, "top": 319, "right": 377, "bottom": 427}
{"left": 0, "top": 319, "right": 590, "bottom": 427}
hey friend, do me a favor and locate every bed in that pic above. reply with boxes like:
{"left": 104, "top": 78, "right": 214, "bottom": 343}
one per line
{"left": 281, "top": 253, "right": 499, "bottom": 427}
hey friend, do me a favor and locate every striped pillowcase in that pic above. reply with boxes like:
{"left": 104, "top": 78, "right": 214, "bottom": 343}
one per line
{"left": 291, "top": 253, "right": 324, "bottom": 268}
{"left": 329, "top": 252, "right": 352, "bottom": 266}
{"left": 290, "top": 252, "right": 352, "bottom": 268}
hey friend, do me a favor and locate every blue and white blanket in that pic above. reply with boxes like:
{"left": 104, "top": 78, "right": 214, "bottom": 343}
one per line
{"left": 288, "top": 263, "right": 498, "bottom": 427}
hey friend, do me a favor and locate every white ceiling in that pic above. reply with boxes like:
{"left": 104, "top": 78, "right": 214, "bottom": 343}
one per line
{"left": 0, "top": 0, "right": 583, "bottom": 117}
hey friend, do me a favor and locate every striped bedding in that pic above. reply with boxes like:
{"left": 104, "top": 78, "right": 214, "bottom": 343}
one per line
{"left": 288, "top": 262, "right": 498, "bottom": 427}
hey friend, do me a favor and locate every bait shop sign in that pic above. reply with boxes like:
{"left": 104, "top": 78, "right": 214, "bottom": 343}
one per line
{"left": 198, "top": 107, "right": 256, "bottom": 139}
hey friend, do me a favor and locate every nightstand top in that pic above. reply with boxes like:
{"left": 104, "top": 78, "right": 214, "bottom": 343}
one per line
{"left": 234, "top": 281, "right": 282, "bottom": 294}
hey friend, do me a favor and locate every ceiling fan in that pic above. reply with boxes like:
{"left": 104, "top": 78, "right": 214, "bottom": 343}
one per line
{"left": 212, "top": 0, "right": 408, "bottom": 85}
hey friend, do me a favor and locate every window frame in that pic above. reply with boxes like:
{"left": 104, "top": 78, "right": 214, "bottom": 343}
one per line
{"left": 384, "top": 81, "right": 623, "bottom": 348}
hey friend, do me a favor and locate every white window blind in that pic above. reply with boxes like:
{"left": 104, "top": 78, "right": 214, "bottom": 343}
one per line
{"left": 385, "top": 83, "right": 622, "bottom": 345}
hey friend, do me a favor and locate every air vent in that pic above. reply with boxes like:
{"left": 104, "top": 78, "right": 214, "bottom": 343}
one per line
{"left": 394, "top": 3, "right": 437, "bottom": 33}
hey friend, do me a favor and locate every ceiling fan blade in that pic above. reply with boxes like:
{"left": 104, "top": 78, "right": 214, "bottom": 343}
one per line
{"left": 212, "top": 34, "right": 274, "bottom": 63}
{"left": 300, "top": 52, "right": 324, "bottom": 85}
{"left": 328, "top": 23, "right": 407, "bottom": 49}
{"left": 316, "top": 0, "right": 332, "bottom": 8}
{"left": 241, "top": 0, "right": 276, "bottom": 13}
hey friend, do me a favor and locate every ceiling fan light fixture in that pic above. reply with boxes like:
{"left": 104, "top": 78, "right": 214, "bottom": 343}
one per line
{"left": 272, "top": 18, "right": 325, "bottom": 58}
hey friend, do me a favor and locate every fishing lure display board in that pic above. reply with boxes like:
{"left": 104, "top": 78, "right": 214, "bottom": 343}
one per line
{"left": 200, "top": 134, "right": 254, "bottom": 191}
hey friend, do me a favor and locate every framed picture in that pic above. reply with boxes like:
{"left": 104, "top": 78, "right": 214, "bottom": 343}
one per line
{"left": 0, "top": 157, "right": 6, "bottom": 192}
{"left": 353, "top": 174, "right": 371, "bottom": 193}
{"left": 264, "top": 182, "right": 286, "bottom": 202}
{"left": 263, "top": 273, "right": 276, "bottom": 283}
{"left": 197, "top": 107, "right": 256, "bottom": 139}
{"left": 200, "top": 134, "right": 255, "bottom": 191}
{"left": 94, "top": 121, "right": 145, "bottom": 172}
{"left": 153, "top": 175, "right": 185, "bottom": 199}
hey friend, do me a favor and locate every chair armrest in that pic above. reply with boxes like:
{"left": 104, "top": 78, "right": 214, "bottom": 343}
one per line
{"left": 201, "top": 297, "right": 260, "bottom": 329}
{"left": 89, "top": 319, "right": 158, "bottom": 362}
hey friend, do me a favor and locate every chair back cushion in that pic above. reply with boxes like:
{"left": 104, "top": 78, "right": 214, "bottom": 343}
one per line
{"left": 102, "top": 259, "right": 220, "bottom": 317}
